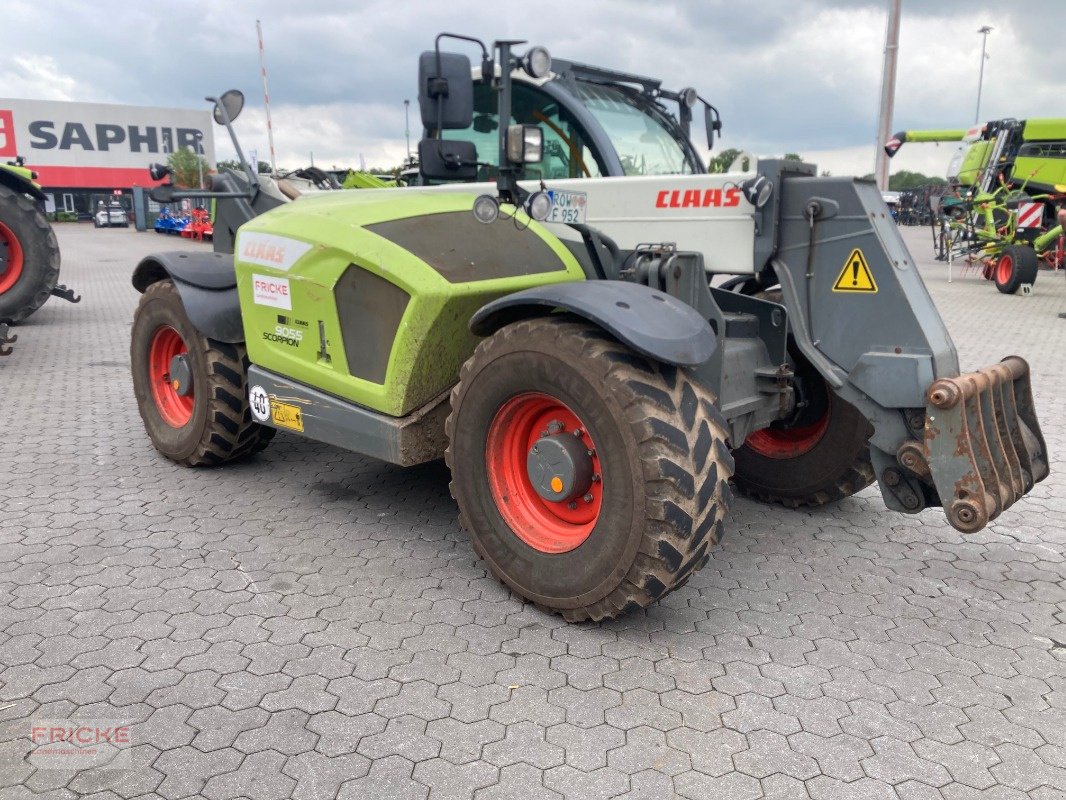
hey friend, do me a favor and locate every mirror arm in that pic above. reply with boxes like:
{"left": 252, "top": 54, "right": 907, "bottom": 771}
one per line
{"left": 206, "top": 94, "right": 260, "bottom": 199}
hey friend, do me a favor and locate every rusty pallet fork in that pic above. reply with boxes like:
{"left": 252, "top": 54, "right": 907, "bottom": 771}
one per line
{"left": 898, "top": 357, "right": 1049, "bottom": 532}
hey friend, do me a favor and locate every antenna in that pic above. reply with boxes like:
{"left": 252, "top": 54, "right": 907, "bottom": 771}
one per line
{"left": 256, "top": 19, "right": 277, "bottom": 175}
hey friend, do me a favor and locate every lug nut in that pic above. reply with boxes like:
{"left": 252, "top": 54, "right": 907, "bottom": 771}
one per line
{"left": 592, "top": 473, "right": 601, "bottom": 483}
{"left": 568, "top": 501, "right": 578, "bottom": 510}
{"left": 573, "top": 428, "right": 584, "bottom": 437}
{"left": 583, "top": 493, "right": 594, "bottom": 503}
{"left": 587, "top": 449, "right": 596, "bottom": 457}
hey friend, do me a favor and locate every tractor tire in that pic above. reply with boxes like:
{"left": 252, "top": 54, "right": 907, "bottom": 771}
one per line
{"left": 731, "top": 289, "right": 875, "bottom": 508}
{"left": 994, "top": 245, "right": 1039, "bottom": 294}
{"left": 446, "top": 317, "right": 733, "bottom": 622}
{"left": 0, "top": 184, "right": 60, "bottom": 323}
{"left": 131, "top": 280, "right": 274, "bottom": 466}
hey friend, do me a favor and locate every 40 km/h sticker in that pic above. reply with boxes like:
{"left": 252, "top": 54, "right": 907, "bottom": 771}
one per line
{"left": 247, "top": 385, "right": 305, "bottom": 432}
{"left": 832, "top": 248, "right": 878, "bottom": 293}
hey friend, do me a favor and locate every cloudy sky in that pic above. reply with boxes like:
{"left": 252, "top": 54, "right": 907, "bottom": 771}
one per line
{"left": 3, "top": 0, "right": 1063, "bottom": 178}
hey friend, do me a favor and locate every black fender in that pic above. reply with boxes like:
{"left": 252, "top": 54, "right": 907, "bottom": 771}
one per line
{"left": 131, "top": 251, "right": 244, "bottom": 343}
{"left": 469, "top": 280, "right": 716, "bottom": 367}
{"left": 0, "top": 167, "right": 46, "bottom": 204}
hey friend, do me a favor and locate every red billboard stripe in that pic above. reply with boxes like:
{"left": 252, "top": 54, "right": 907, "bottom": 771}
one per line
{"left": 28, "top": 165, "right": 165, "bottom": 189}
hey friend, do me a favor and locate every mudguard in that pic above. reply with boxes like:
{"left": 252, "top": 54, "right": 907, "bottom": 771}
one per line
{"left": 131, "top": 252, "right": 244, "bottom": 343}
{"left": 470, "top": 280, "right": 716, "bottom": 367}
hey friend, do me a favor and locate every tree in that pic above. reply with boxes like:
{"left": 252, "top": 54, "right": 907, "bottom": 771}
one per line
{"left": 708, "top": 148, "right": 747, "bottom": 173}
{"left": 888, "top": 170, "right": 947, "bottom": 191}
{"left": 783, "top": 152, "right": 803, "bottom": 162}
{"left": 167, "top": 148, "right": 211, "bottom": 188}
{"left": 216, "top": 158, "right": 242, "bottom": 172}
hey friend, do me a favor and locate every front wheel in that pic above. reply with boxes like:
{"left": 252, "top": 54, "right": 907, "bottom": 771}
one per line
{"left": 446, "top": 317, "right": 733, "bottom": 622}
{"left": 731, "top": 289, "right": 875, "bottom": 508}
{"left": 0, "top": 184, "right": 60, "bottom": 323}
{"left": 131, "top": 280, "right": 274, "bottom": 466}
{"left": 994, "top": 245, "right": 1039, "bottom": 294}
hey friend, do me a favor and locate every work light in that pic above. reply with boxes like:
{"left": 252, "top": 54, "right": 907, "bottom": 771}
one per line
{"left": 525, "top": 191, "right": 553, "bottom": 222}
{"left": 473, "top": 194, "right": 500, "bottom": 224}
{"left": 507, "top": 125, "right": 544, "bottom": 164}
{"left": 741, "top": 175, "right": 773, "bottom": 208}
{"left": 522, "top": 46, "right": 552, "bottom": 79}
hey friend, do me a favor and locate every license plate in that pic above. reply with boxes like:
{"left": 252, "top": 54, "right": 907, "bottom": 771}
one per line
{"left": 270, "top": 401, "right": 304, "bottom": 432}
{"left": 546, "top": 190, "right": 587, "bottom": 224}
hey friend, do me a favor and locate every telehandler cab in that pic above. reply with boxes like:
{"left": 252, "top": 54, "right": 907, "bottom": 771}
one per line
{"left": 129, "top": 35, "right": 1048, "bottom": 620}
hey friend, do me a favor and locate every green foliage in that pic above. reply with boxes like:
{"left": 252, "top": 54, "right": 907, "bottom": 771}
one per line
{"left": 216, "top": 159, "right": 242, "bottom": 172}
{"left": 889, "top": 170, "right": 947, "bottom": 190}
{"left": 167, "top": 148, "right": 210, "bottom": 188}
{"left": 51, "top": 210, "right": 77, "bottom": 223}
{"left": 708, "top": 148, "right": 748, "bottom": 173}
{"left": 783, "top": 152, "right": 803, "bottom": 161}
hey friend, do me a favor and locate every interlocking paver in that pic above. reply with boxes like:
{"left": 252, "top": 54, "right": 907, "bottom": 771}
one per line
{"left": 0, "top": 221, "right": 1062, "bottom": 798}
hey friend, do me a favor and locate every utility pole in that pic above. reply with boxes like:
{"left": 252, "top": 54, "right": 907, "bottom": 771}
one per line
{"left": 975, "top": 26, "right": 992, "bottom": 124}
{"left": 874, "top": 0, "right": 902, "bottom": 191}
{"left": 256, "top": 20, "right": 277, "bottom": 175}
{"left": 404, "top": 99, "right": 411, "bottom": 159}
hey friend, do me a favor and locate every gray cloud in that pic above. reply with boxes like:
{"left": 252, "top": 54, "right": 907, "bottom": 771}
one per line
{"left": 3, "top": 0, "right": 1062, "bottom": 173}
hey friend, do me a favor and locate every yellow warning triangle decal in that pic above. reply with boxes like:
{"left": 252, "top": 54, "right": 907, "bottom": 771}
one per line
{"left": 832, "top": 248, "right": 878, "bottom": 293}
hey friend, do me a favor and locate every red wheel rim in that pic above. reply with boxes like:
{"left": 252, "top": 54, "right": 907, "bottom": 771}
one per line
{"left": 485, "top": 392, "right": 603, "bottom": 554}
{"left": 996, "top": 253, "right": 1013, "bottom": 285}
{"left": 148, "top": 326, "right": 194, "bottom": 427}
{"left": 0, "top": 220, "right": 25, "bottom": 296}
{"left": 745, "top": 409, "right": 830, "bottom": 459}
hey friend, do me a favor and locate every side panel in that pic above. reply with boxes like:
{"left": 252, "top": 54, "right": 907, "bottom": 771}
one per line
{"left": 235, "top": 193, "right": 586, "bottom": 417}
{"left": 371, "top": 173, "right": 760, "bottom": 274}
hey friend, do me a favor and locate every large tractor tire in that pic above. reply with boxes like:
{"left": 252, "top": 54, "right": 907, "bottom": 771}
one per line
{"left": 131, "top": 280, "right": 274, "bottom": 466}
{"left": 731, "top": 290, "right": 875, "bottom": 508}
{"left": 446, "top": 317, "right": 733, "bottom": 622}
{"left": 993, "top": 245, "right": 1039, "bottom": 294}
{"left": 0, "top": 184, "right": 60, "bottom": 323}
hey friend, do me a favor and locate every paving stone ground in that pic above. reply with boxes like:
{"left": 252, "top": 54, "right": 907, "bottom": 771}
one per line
{"left": 0, "top": 221, "right": 1063, "bottom": 800}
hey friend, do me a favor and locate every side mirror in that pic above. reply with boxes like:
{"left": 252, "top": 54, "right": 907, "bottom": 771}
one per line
{"left": 704, "top": 105, "right": 722, "bottom": 150}
{"left": 149, "top": 184, "right": 176, "bottom": 203}
{"left": 148, "top": 163, "right": 172, "bottom": 182}
{"left": 213, "top": 89, "right": 245, "bottom": 124}
{"left": 418, "top": 51, "right": 474, "bottom": 131}
{"left": 418, "top": 139, "right": 478, "bottom": 181}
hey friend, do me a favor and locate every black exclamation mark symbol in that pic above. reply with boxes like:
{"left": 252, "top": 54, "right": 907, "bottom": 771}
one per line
{"left": 852, "top": 258, "right": 859, "bottom": 287}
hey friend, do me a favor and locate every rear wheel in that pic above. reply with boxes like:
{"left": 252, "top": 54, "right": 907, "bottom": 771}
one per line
{"left": 731, "top": 289, "right": 875, "bottom": 508}
{"left": 994, "top": 245, "right": 1039, "bottom": 294}
{"left": 446, "top": 317, "right": 733, "bottom": 621}
{"left": 0, "top": 184, "right": 60, "bottom": 323}
{"left": 131, "top": 280, "right": 274, "bottom": 466}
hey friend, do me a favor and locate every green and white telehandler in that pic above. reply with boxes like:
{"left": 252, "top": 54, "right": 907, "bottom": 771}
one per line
{"left": 128, "top": 35, "right": 1048, "bottom": 620}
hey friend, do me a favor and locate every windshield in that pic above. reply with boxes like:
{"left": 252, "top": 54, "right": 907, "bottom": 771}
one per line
{"left": 573, "top": 82, "right": 693, "bottom": 176}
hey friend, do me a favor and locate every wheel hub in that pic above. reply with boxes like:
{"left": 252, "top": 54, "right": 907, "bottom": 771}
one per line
{"left": 527, "top": 427, "right": 594, "bottom": 503}
{"left": 169, "top": 354, "right": 193, "bottom": 396}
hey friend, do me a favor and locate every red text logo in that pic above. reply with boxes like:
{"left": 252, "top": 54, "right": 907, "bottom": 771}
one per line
{"left": 655, "top": 188, "right": 741, "bottom": 209}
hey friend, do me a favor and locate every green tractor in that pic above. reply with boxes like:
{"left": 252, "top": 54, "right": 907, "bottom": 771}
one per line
{"left": 885, "top": 119, "right": 1066, "bottom": 291}
{"left": 0, "top": 156, "right": 80, "bottom": 351}
{"left": 128, "top": 36, "right": 1048, "bottom": 620}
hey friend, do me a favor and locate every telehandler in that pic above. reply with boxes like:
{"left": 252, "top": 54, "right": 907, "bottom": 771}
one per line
{"left": 128, "top": 35, "right": 1048, "bottom": 620}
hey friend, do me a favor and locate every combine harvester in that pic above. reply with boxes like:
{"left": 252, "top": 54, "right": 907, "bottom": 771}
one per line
{"left": 125, "top": 35, "right": 1048, "bottom": 620}
{"left": 885, "top": 119, "right": 1066, "bottom": 292}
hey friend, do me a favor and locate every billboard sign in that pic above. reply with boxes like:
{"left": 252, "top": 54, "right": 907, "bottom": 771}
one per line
{"left": 0, "top": 97, "right": 215, "bottom": 189}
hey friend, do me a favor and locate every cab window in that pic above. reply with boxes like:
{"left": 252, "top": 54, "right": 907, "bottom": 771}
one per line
{"left": 444, "top": 83, "right": 604, "bottom": 180}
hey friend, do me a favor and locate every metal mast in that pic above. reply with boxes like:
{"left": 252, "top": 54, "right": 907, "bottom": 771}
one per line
{"left": 256, "top": 19, "right": 277, "bottom": 175}
{"left": 874, "top": 0, "right": 902, "bottom": 191}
